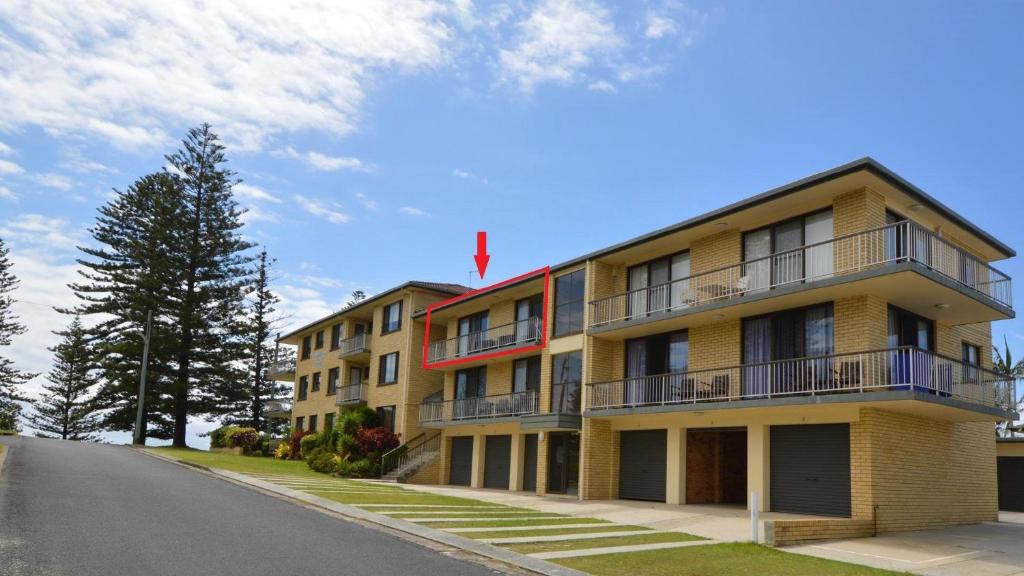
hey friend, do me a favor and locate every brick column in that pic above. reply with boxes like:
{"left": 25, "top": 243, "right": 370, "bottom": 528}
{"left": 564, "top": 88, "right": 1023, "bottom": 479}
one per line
{"left": 747, "top": 424, "right": 770, "bottom": 512}
{"left": 666, "top": 427, "right": 686, "bottom": 505}
{"left": 509, "top": 433, "right": 524, "bottom": 491}
{"left": 470, "top": 434, "right": 485, "bottom": 488}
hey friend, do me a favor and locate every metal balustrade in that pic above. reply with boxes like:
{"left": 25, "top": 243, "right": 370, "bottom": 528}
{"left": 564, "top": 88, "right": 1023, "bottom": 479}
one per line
{"left": 338, "top": 332, "right": 371, "bottom": 357}
{"left": 427, "top": 317, "right": 542, "bottom": 364}
{"left": 337, "top": 383, "right": 368, "bottom": 404}
{"left": 419, "top": 391, "right": 539, "bottom": 424}
{"left": 587, "top": 347, "right": 1016, "bottom": 412}
{"left": 589, "top": 221, "right": 1012, "bottom": 328}
{"left": 381, "top": 432, "right": 441, "bottom": 478}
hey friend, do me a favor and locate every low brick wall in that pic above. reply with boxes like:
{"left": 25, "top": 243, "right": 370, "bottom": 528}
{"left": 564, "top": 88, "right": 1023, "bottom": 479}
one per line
{"left": 765, "top": 518, "right": 875, "bottom": 547}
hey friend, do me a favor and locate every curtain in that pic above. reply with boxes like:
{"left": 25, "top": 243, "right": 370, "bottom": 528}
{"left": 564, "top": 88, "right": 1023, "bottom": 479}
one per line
{"left": 772, "top": 219, "right": 803, "bottom": 287}
{"left": 626, "top": 339, "right": 647, "bottom": 404}
{"left": 744, "top": 229, "right": 771, "bottom": 292}
{"left": 743, "top": 317, "right": 771, "bottom": 396}
{"left": 628, "top": 265, "right": 648, "bottom": 320}
{"left": 804, "top": 210, "right": 834, "bottom": 280}
{"left": 670, "top": 253, "right": 691, "bottom": 310}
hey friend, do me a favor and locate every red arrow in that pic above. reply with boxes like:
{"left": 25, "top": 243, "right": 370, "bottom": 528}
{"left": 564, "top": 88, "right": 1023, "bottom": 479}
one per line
{"left": 474, "top": 231, "right": 490, "bottom": 279}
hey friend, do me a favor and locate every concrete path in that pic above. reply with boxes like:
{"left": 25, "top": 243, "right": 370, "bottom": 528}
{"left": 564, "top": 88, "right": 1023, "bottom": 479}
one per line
{"left": 529, "top": 539, "right": 716, "bottom": 560}
{"left": 447, "top": 523, "right": 621, "bottom": 533}
{"left": 482, "top": 530, "right": 654, "bottom": 544}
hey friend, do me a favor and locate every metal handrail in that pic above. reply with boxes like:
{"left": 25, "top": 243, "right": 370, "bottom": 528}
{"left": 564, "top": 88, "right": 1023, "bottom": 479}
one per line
{"left": 586, "top": 346, "right": 1016, "bottom": 412}
{"left": 337, "top": 383, "right": 368, "bottom": 404}
{"left": 419, "top": 390, "right": 540, "bottom": 424}
{"left": 588, "top": 221, "right": 1013, "bottom": 328}
{"left": 381, "top": 432, "right": 441, "bottom": 477}
{"left": 338, "top": 332, "right": 371, "bottom": 357}
{"left": 427, "top": 317, "right": 542, "bottom": 363}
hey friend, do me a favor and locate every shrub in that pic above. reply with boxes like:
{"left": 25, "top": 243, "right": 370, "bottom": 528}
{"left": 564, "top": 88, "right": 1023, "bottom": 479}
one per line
{"left": 306, "top": 446, "right": 337, "bottom": 474}
{"left": 257, "top": 435, "right": 271, "bottom": 456}
{"left": 274, "top": 442, "right": 291, "bottom": 460}
{"left": 339, "top": 406, "right": 378, "bottom": 436}
{"left": 208, "top": 426, "right": 231, "bottom": 448}
{"left": 343, "top": 459, "right": 377, "bottom": 478}
{"left": 354, "top": 427, "right": 400, "bottom": 456}
{"left": 288, "top": 429, "right": 314, "bottom": 460}
{"left": 229, "top": 427, "right": 260, "bottom": 453}
{"left": 299, "top": 433, "right": 321, "bottom": 459}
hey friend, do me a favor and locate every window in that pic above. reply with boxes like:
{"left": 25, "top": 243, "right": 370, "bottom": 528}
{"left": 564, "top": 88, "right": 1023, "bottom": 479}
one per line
{"left": 382, "top": 300, "right": 403, "bottom": 334}
{"left": 298, "top": 376, "right": 309, "bottom": 400}
{"left": 330, "top": 324, "right": 343, "bottom": 350}
{"left": 379, "top": 352, "right": 399, "bottom": 385}
{"left": 515, "top": 294, "right": 544, "bottom": 342}
{"left": 376, "top": 405, "right": 396, "bottom": 433}
{"left": 324, "top": 412, "right": 335, "bottom": 432}
{"left": 743, "top": 209, "right": 834, "bottom": 291}
{"left": 308, "top": 414, "right": 318, "bottom": 433}
{"left": 553, "top": 269, "right": 585, "bottom": 337}
{"left": 457, "top": 310, "right": 489, "bottom": 355}
{"left": 311, "top": 372, "right": 321, "bottom": 392}
{"left": 295, "top": 416, "right": 304, "bottom": 431}
{"left": 551, "top": 351, "right": 582, "bottom": 413}
{"left": 627, "top": 252, "right": 690, "bottom": 317}
{"left": 348, "top": 365, "right": 364, "bottom": 387}
{"left": 963, "top": 342, "right": 981, "bottom": 383}
{"left": 513, "top": 356, "right": 541, "bottom": 393}
{"left": 314, "top": 330, "right": 325, "bottom": 349}
{"left": 327, "top": 367, "right": 339, "bottom": 395}
{"left": 887, "top": 306, "right": 934, "bottom": 351}
{"left": 625, "top": 331, "right": 689, "bottom": 404}
{"left": 455, "top": 367, "right": 487, "bottom": 399}
{"left": 301, "top": 336, "right": 311, "bottom": 360}
{"left": 742, "top": 304, "right": 834, "bottom": 396}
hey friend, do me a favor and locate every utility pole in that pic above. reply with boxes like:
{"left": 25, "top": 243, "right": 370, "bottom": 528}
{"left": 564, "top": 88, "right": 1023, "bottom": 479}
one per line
{"left": 133, "top": 310, "right": 153, "bottom": 445}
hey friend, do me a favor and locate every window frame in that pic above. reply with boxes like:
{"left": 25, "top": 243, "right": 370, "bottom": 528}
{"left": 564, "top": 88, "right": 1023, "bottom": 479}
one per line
{"left": 378, "top": 351, "right": 400, "bottom": 385}
{"left": 551, "top": 350, "right": 583, "bottom": 413}
{"left": 308, "top": 414, "right": 318, "bottom": 433}
{"left": 324, "top": 412, "right": 335, "bottom": 432}
{"left": 327, "top": 367, "right": 339, "bottom": 395}
{"left": 298, "top": 376, "right": 309, "bottom": 401}
{"left": 314, "top": 330, "right": 325, "bottom": 350}
{"left": 513, "top": 356, "right": 542, "bottom": 393}
{"left": 330, "top": 324, "right": 343, "bottom": 350}
{"left": 376, "top": 405, "right": 396, "bottom": 433}
{"left": 295, "top": 416, "right": 304, "bottom": 431}
{"left": 381, "top": 300, "right": 403, "bottom": 335}
{"left": 311, "top": 371, "right": 321, "bottom": 392}
{"left": 301, "top": 336, "right": 311, "bottom": 360}
{"left": 553, "top": 269, "right": 586, "bottom": 338}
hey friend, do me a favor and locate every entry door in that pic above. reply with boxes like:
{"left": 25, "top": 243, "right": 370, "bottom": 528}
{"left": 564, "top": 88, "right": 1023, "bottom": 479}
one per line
{"left": 449, "top": 437, "right": 473, "bottom": 486}
{"left": 618, "top": 430, "right": 667, "bottom": 502}
{"left": 522, "top": 435, "right": 538, "bottom": 492}
{"left": 484, "top": 435, "right": 512, "bottom": 490}
{"left": 770, "top": 424, "right": 851, "bottom": 517}
{"left": 547, "top": 432, "right": 579, "bottom": 495}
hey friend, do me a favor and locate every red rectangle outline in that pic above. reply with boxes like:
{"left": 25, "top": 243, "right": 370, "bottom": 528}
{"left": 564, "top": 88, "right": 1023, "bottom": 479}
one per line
{"left": 422, "top": 266, "right": 551, "bottom": 370}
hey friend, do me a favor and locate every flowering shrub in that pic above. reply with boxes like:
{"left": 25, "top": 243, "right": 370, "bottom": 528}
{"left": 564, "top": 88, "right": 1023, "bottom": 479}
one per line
{"left": 354, "top": 427, "right": 400, "bottom": 456}
{"left": 229, "top": 427, "right": 260, "bottom": 453}
{"left": 274, "top": 442, "right": 291, "bottom": 460}
{"left": 288, "top": 429, "right": 315, "bottom": 460}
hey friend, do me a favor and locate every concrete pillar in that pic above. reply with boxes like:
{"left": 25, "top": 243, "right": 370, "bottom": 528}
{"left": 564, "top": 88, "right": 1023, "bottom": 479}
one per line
{"left": 470, "top": 434, "right": 485, "bottom": 488}
{"left": 666, "top": 427, "right": 686, "bottom": 505}
{"left": 747, "top": 424, "right": 770, "bottom": 512}
{"left": 509, "top": 433, "right": 524, "bottom": 491}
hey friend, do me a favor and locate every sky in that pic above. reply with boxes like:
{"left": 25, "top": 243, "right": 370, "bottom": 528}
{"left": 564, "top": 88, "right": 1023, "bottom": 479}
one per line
{"left": 0, "top": 0, "right": 1022, "bottom": 446}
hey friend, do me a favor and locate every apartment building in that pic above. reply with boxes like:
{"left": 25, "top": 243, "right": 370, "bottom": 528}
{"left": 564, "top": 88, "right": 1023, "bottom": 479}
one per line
{"left": 275, "top": 158, "right": 1017, "bottom": 541}
{"left": 272, "top": 281, "right": 469, "bottom": 442}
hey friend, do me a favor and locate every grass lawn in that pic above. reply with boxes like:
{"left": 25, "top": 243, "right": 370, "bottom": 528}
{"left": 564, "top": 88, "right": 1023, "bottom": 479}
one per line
{"left": 378, "top": 510, "right": 565, "bottom": 518}
{"left": 507, "top": 531, "right": 702, "bottom": 554}
{"left": 426, "top": 517, "right": 610, "bottom": 529}
{"left": 461, "top": 525, "right": 653, "bottom": 540}
{"left": 149, "top": 447, "right": 327, "bottom": 478}
{"left": 556, "top": 542, "right": 907, "bottom": 576}
{"left": 308, "top": 490, "right": 500, "bottom": 507}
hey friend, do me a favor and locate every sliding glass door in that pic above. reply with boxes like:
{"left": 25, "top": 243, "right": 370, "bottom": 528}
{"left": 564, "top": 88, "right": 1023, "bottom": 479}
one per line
{"left": 625, "top": 331, "right": 688, "bottom": 404}
{"left": 627, "top": 252, "right": 690, "bottom": 319}
{"left": 743, "top": 210, "right": 833, "bottom": 292}
{"left": 742, "top": 303, "right": 834, "bottom": 396}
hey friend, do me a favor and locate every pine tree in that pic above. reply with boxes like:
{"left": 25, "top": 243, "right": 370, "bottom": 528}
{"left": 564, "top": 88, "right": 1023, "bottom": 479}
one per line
{"left": 28, "top": 317, "right": 101, "bottom": 440}
{"left": 224, "top": 249, "right": 289, "bottom": 433}
{"left": 0, "top": 237, "right": 35, "bottom": 431}
{"left": 73, "top": 124, "right": 254, "bottom": 446}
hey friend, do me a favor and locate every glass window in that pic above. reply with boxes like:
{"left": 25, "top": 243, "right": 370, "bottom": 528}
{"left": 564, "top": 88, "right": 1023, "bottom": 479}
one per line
{"left": 330, "top": 324, "right": 343, "bottom": 349}
{"left": 513, "top": 356, "right": 541, "bottom": 393}
{"left": 379, "top": 352, "right": 399, "bottom": 385}
{"left": 627, "top": 252, "right": 691, "bottom": 316}
{"left": 298, "top": 376, "right": 308, "bottom": 400}
{"left": 376, "top": 405, "right": 396, "bottom": 433}
{"left": 314, "top": 330, "right": 324, "bottom": 349}
{"left": 455, "top": 367, "right": 487, "bottom": 399}
{"left": 552, "top": 351, "right": 582, "bottom": 413}
{"left": 301, "top": 336, "right": 311, "bottom": 359}
{"left": 324, "top": 412, "right": 335, "bottom": 432}
{"left": 311, "top": 372, "right": 321, "bottom": 392}
{"left": 382, "top": 301, "right": 403, "bottom": 334}
{"left": 887, "top": 306, "right": 934, "bottom": 350}
{"left": 962, "top": 343, "right": 980, "bottom": 366}
{"left": 308, "top": 414, "right": 318, "bottom": 433}
{"left": 553, "top": 270, "right": 585, "bottom": 337}
{"left": 327, "top": 367, "right": 339, "bottom": 395}
{"left": 295, "top": 416, "right": 304, "bottom": 431}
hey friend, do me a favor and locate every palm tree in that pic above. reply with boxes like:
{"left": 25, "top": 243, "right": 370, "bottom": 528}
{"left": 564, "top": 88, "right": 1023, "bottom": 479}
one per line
{"left": 993, "top": 336, "right": 1024, "bottom": 437}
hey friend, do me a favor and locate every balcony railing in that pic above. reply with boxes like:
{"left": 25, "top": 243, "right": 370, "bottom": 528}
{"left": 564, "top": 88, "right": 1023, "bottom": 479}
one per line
{"left": 337, "top": 383, "right": 368, "bottom": 405}
{"left": 427, "top": 317, "right": 542, "bottom": 364}
{"left": 589, "top": 221, "right": 1013, "bottom": 328}
{"left": 338, "top": 333, "right": 371, "bottom": 357}
{"left": 419, "top": 391, "right": 539, "bottom": 424}
{"left": 587, "top": 347, "right": 1016, "bottom": 412}
{"left": 267, "top": 358, "right": 296, "bottom": 378}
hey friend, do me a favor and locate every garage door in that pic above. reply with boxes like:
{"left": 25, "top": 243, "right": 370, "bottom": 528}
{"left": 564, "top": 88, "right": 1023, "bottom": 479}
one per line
{"left": 449, "top": 436, "right": 473, "bottom": 486}
{"left": 998, "top": 457, "right": 1024, "bottom": 512}
{"left": 771, "top": 424, "right": 851, "bottom": 517}
{"left": 523, "top": 434, "right": 538, "bottom": 492}
{"left": 619, "top": 430, "right": 667, "bottom": 502}
{"left": 484, "top": 435, "right": 511, "bottom": 489}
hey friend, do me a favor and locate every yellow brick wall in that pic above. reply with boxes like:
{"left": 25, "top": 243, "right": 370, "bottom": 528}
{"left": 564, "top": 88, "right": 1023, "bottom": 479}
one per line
{"left": 367, "top": 294, "right": 410, "bottom": 434}
{"left": 691, "top": 229, "right": 741, "bottom": 274}
{"left": 833, "top": 295, "right": 889, "bottom": 354}
{"left": 292, "top": 318, "right": 345, "bottom": 431}
{"left": 536, "top": 435, "right": 549, "bottom": 495}
{"left": 937, "top": 321, "right": 993, "bottom": 370}
{"left": 851, "top": 408, "right": 998, "bottom": 532}
{"left": 833, "top": 187, "right": 886, "bottom": 237}
{"left": 580, "top": 418, "right": 615, "bottom": 499}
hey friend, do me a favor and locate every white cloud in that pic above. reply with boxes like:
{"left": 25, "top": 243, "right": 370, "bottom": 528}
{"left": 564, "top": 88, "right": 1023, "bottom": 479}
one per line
{"left": 295, "top": 194, "right": 351, "bottom": 224}
{"left": 354, "top": 192, "right": 378, "bottom": 210}
{"left": 0, "top": 186, "right": 15, "bottom": 200}
{"left": 61, "top": 159, "right": 118, "bottom": 174}
{"left": 0, "top": 159, "right": 24, "bottom": 175}
{"left": 273, "top": 147, "right": 371, "bottom": 172}
{"left": 239, "top": 204, "right": 280, "bottom": 225}
{"left": 0, "top": 213, "right": 82, "bottom": 252}
{"left": 498, "top": 0, "right": 624, "bottom": 94}
{"left": 452, "top": 168, "right": 488, "bottom": 183}
{"left": 31, "top": 173, "right": 74, "bottom": 191}
{"left": 0, "top": 1, "right": 455, "bottom": 151}
{"left": 0, "top": 141, "right": 13, "bottom": 155}
{"left": 399, "top": 206, "right": 429, "bottom": 216}
{"left": 644, "top": 3, "right": 706, "bottom": 46}
{"left": 587, "top": 80, "right": 617, "bottom": 93}
{"left": 233, "top": 183, "right": 281, "bottom": 204}
{"left": 645, "top": 13, "right": 677, "bottom": 39}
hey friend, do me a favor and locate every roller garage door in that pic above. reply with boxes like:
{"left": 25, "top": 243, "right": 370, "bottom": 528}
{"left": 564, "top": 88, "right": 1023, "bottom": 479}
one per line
{"left": 618, "top": 429, "right": 667, "bottom": 502}
{"left": 998, "top": 457, "right": 1024, "bottom": 511}
{"left": 449, "top": 436, "right": 473, "bottom": 486}
{"left": 484, "top": 435, "right": 512, "bottom": 489}
{"left": 770, "top": 424, "right": 851, "bottom": 517}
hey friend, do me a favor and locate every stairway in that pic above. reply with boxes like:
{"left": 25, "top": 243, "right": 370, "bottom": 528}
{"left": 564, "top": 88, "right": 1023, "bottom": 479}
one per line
{"left": 380, "top": 449, "right": 440, "bottom": 483}
{"left": 380, "top": 432, "right": 441, "bottom": 483}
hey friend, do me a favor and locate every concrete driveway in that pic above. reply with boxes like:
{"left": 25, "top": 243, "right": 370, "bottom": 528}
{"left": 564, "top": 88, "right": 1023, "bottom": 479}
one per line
{"left": 788, "top": 513, "right": 1024, "bottom": 575}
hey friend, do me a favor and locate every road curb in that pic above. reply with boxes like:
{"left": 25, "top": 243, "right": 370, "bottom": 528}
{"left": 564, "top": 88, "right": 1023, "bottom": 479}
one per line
{"left": 0, "top": 443, "right": 8, "bottom": 478}
{"left": 136, "top": 448, "right": 586, "bottom": 576}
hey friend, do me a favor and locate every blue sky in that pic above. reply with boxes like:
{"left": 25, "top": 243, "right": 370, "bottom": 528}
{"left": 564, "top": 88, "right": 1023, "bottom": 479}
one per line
{"left": 0, "top": 1, "right": 1021, "bottom": 444}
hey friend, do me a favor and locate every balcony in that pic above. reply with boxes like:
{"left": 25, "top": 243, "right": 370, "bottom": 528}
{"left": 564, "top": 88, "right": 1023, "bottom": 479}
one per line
{"left": 427, "top": 317, "right": 542, "bottom": 366}
{"left": 338, "top": 333, "right": 371, "bottom": 359}
{"left": 587, "top": 347, "right": 1016, "bottom": 417}
{"left": 419, "top": 391, "right": 539, "bottom": 426}
{"left": 336, "top": 383, "right": 368, "bottom": 405}
{"left": 267, "top": 358, "right": 296, "bottom": 381}
{"left": 589, "top": 221, "right": 1013, "bottom": 335}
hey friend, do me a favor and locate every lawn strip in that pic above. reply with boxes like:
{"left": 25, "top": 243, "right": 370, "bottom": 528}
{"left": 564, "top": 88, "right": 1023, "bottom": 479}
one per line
{"left": 426, "top": 518, "right": 609, "bottom": 529}
{"left": 554, "top": 542, "right": 907, "bottom": 576}
{"left": 507, "top": 532, "right": 700, "bottom": 554}
{"left": 459, "top": 525, "right": 652, "bottom": 539}
{"left": 308, "top": 491, "right": 492, "bottom": 507}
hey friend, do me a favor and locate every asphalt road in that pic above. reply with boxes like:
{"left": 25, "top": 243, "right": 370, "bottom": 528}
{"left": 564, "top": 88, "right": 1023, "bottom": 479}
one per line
{"left": 0, "top": 436, "right": 503, "bottom": 576}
